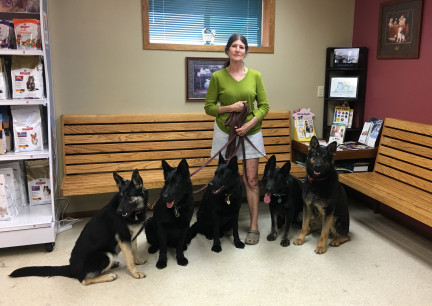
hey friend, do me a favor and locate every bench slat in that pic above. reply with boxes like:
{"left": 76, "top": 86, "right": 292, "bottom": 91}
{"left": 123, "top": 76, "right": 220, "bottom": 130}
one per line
{"left": 380, "top": 137, "right": 432, "bottom": 160}
{"left": 64, "top": 153, "right": 292, "bottom": 174}
{"left": 376, "top": 155, "right": 432, "bottom": 182}
{"left": 377, "top": 146, "right": 432, "bottom": 171}
{"left": 64, "top": 136, "right": 291, "bottom": 154}
{"left": 64, "top": 145, "right": 291, "bottom": 165}
{"left": 385, "top": 118, "right": 432, "bottom": 135}
{"left": 63, "top": 118, "right": 291, "bottom": 135}
{"left": 62, "top": 111, "right": 291, "bottom": 124}
{"left": 374, "top": 163, "right": 432, "bottom": 193}
{"left": 64, "top": 128, "right": 291, "bottom": 144}
{"left": 383, "top": 128, "right": 432, "bottom": 147}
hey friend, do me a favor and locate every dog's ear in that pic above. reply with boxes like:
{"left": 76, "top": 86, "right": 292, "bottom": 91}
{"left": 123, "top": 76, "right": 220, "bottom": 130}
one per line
{"left": 162, "top": 160, "right": 173, "bottom": 179}
{"left": 309, "top": 136, "right": 319, "bottom": 150}
{"left": 178, "top": 158, "right": 190, "bottom": 176}
{"left": 228, "top": 156, "right": 238, "bottom": 172}
{"left": 131, "top": 169, "right": 144, "bottom": 190}
{"left": 327, "top": 141, "right": 337, "bottom": 156}
{"left": 113, "top": 172, "right": 125, "bottom": 190}
{"left": 264, "top": 155, "right": 276, "bottom": 176}
{"left": 218, "top": 152, "right": 226, "bottom": 165}
{"left": 281, "top": 160, "right": 291, "bottom": 175}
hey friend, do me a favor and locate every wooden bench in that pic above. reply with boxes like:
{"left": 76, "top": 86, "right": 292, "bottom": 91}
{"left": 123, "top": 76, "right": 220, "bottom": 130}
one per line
{"left": 61, "top": 111, "right": 306, "bottom": 197}
{"left": 339, "top": 118, "right": 432, "bottom": 227}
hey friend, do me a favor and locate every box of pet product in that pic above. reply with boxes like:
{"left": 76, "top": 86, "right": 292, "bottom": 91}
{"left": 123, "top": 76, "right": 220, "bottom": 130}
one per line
{"left": 11, "top": 105, "right": 44, "bottom": 152}
{"left": 0, "top": 174, "right": 18, "bottom": 220}
{"left": 25, "top": 159, "right": 50, "bottom": 205}
{"left": 11, "top": 55, "right": 44, "bottom": 99}
{"left": 292, "top": 108, "right": 316, "bottom": 142}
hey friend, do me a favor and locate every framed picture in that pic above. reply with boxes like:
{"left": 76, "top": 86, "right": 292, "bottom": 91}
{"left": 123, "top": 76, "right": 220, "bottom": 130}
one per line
{"left": 186, "top": 57, "right": 226, "bottom": 102}
{"left": 333, "top": 48, "right": 360, "bottom": 68}
{"left": 377, "top": 0, "right": 423, "bottom": 59}
{"left": 329, "top": 77, "right": 359, "bottom": 99}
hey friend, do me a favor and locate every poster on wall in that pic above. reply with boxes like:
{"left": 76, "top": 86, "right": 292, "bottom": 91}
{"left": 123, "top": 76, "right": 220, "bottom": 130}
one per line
{"left": 377, "top": 0, "right": 423, "bottom": 59}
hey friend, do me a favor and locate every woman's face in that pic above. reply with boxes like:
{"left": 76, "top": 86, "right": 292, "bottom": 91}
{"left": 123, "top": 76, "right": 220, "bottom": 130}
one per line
{"left": 228, "top": 39, "right": 247, "bottom": 63}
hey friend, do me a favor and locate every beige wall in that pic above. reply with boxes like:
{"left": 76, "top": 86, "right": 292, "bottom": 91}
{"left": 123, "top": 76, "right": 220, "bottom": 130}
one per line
{"left": 47, "top": 0, "right": 355, "bottom": 213}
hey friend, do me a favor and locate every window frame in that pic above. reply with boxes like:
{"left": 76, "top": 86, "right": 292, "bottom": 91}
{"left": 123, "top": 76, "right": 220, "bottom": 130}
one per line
{"left": 142, "top": 0, "right": 275, "bottom": 53}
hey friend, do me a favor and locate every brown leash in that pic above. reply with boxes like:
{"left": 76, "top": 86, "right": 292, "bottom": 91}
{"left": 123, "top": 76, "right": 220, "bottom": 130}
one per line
{"left": 191, "top": 102, "right": 267, "bottom": 193}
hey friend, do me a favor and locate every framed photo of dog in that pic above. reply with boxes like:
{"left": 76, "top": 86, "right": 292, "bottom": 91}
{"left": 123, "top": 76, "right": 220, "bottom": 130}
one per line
{"left": 186, "top": 57, "right": 226, "bottom": 102}
{"left": 377, "top": 0, "right": 424, "bottom": 59}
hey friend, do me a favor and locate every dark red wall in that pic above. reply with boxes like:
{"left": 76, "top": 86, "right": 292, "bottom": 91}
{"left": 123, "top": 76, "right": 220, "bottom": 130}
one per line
{"left": 353, "top": 0, "right": 432, "bottom": 124}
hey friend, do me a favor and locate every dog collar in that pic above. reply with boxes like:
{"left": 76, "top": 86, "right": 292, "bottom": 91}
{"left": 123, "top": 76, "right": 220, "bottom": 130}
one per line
{"left": 124, "top": 209, "right": 145, "bottom": 223}
{"left": 308, "top": 175, "right": 328, "bottom": 183}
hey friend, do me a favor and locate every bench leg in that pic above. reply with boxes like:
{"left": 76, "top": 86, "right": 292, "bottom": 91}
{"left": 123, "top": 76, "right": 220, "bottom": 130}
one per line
{"left": 371, "top": 199, "right": 380, "bottom": 214}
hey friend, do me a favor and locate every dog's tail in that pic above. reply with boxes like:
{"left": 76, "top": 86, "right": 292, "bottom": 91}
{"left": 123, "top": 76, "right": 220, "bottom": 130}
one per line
{"left": 9, "top": 265, "right": 74, "bottom": 279}
{"left": 185, "top": 222, "right": 199, "bottom": 244}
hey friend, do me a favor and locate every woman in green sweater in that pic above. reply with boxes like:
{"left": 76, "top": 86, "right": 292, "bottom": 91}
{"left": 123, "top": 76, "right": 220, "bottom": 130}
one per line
{"left": 204, "top": 34, "right": 270, "bottom": 245}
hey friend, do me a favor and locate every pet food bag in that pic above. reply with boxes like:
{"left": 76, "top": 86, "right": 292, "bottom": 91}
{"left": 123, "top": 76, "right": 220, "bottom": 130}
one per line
{"left": 0, "top": 20, "right": 13, "bottom": 49}
{"left": 0, "top": 161, "right": 28, "bottom": 205}
{"left": 11, "top": 105, "right": 44, "bottom": 152}
{"left": 26, "top": 159, "right": 50, "bottom": 205}
{"left": 0, "top": 174, "right": 18, "bottom": 221}
{"left": 11, "top": 56, "right": 44, "bottom": 99}
{"left": 13, "top": 18, "right": 41, "bottom": 50}
{"left": 0, "top": 57, "right": 9, "bottom": 99}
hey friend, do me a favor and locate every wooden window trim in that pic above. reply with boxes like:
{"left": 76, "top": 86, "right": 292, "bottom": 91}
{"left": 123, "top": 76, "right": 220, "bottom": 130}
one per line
{"left": 142, "top": 0, "right": 275, "bottom": 53}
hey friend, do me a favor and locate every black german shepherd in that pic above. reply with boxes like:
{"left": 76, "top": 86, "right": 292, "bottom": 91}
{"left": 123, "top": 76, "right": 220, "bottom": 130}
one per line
{"left": 145, "top": 159, "right": 194, "bottom": 269}
{"left": 187, "top": 154, "right": 245, "bottom": 252}
{"left": 262, "top": 155, "right": 303, "bottom": 247}
{"left": 293, "top": 136, "right": 350, "bottom": 254}
{"left": 10, "top": 170, "right": 148, "bottom": 285}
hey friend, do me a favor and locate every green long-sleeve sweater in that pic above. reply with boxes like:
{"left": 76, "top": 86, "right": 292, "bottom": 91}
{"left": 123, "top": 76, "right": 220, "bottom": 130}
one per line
{"left": 204, "top": 67, "right": 270, "bottom": 135}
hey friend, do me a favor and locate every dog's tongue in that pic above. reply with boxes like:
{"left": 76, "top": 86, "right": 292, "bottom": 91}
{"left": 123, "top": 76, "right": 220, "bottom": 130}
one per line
{"left": 264, "top": 193, "right": 271, "bottom": 204}
{"left": 166, "top": 201, "right": 174, "bottom": 209}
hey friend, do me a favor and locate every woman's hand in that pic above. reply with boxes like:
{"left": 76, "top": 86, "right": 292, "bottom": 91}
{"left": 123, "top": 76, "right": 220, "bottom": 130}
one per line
{"left": 235, "top": 117, "right": 258, "bottom": 136}
{"left": 230, "top": 101, "right": 246, "bottom": 112}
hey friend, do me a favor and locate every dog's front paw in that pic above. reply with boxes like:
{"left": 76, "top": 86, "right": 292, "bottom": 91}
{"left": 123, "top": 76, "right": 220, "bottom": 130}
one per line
{"left": 267, "top": 233, "right": 277, "bottom": 241}
{"left": 176, "top": 256, "right": 189, "bottom": 266}
{"left": 148, "top": 245, "right": 158, "bottom": 254}
{"left": 280, "top": 238, "right": 290, "bottom": 247}
{"left": 234, "top": 240, "right": 245, "bottom": 249}
{"left": 293, "top": 237, "right": 304, "bottom": 245}
{"left": 156, "top": 259, "right": 167, "bottom": 269}
{"left": 134, "top": 257, "right": 147, "bottom": 265}
{"left": 314, "top": 245, "right": 327, "bottom": 254}
{"left": 132, "top": 271, "right": 146, "bottom": 279}
{"left": 211, "top": 245, "right": 222, "bottom": 253}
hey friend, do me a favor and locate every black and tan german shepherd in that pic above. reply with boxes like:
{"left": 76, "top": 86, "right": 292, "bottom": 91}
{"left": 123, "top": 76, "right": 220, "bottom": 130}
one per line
{"left": 187, "top": 153, "right": 245, "bottom": 252}
{"left": 293, "top": 136, "right": 350, "bottom": 254}
{"left": 262, "top": 155, "right": 303, "bottom": 247}
{"left": 145, "top": 159, "right": 194, "bottom": 269}
{"left": 9, "top": 170, "right": 148, "bottom": 285}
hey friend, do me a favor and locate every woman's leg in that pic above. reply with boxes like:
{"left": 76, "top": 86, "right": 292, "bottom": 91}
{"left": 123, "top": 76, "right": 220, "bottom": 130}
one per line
{"left": 242, "top": 158, "right": 260, "bottom": 231}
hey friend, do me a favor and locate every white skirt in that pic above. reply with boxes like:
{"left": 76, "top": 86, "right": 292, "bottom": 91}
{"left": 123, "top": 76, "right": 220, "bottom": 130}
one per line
{"left": 210, "top": 122, "right": 266, "bottom": 160}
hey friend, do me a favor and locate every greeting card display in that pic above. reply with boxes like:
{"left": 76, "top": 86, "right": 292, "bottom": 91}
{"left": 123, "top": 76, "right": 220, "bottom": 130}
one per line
{"left": 293, "top": 108, "right": 316, "bottom": 142}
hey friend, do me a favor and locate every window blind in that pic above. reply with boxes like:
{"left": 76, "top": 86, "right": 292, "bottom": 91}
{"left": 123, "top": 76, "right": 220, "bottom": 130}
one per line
{"left": 148, "top": 0, "right": 263, "bottom": 46}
